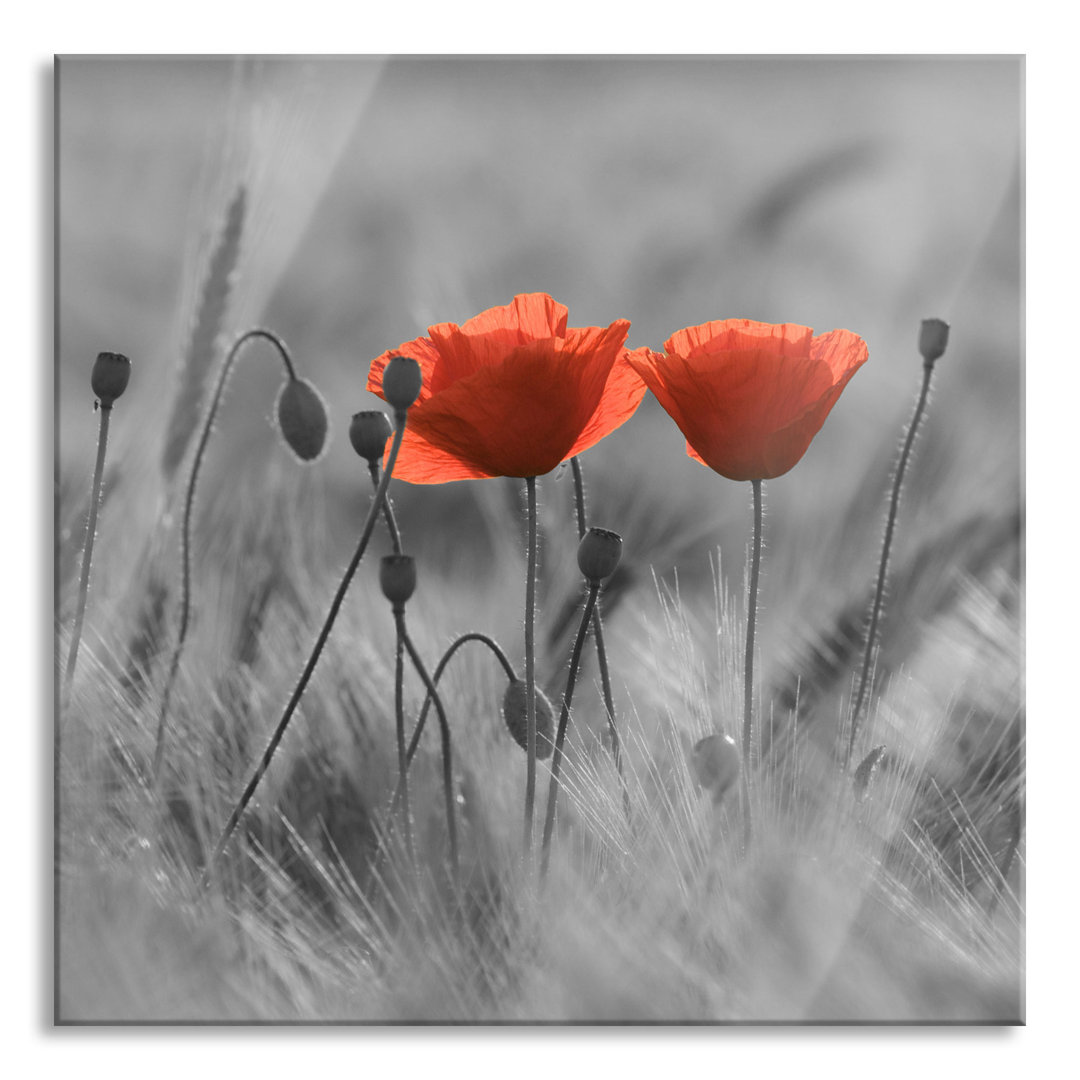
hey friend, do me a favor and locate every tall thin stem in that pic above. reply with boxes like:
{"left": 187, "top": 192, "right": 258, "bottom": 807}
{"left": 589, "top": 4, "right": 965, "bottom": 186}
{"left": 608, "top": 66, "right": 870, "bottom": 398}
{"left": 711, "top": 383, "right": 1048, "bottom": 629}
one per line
{"left": 154, "top": 329, "right": 297, "bottom": 778}
{"left": 199, "top": 416, "right": 407, "bottom": 888}
{"left": 846, "top": 361, "right": 936, "bottom": 769}
{"left": 400, "top": 620, "right": 460, "bottom": 888}
{"left": 393, "top": 612, "right": 414, "bottom": 864}
{"left": 523, "top": 474, "right": 539, "bottom": 857}
{"left": 741, "top": 478, "right": 764, "bottom": 849}
{"left": 368, "top": 461, "right": 402, "bottom": 554}
{"left": 571, "top": 456, "right": 629, "bottom": 818}
{"left": 541, "top": 583, "right": 599, "bottom": 876}
{"left": 62, "top": 404, "right": 113, "bottom": 709}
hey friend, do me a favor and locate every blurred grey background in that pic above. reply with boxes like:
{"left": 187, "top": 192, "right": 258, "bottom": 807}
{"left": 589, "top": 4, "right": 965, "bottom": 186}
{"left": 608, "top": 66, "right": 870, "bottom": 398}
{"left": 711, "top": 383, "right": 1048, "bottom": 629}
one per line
{"left": 57, "top": 56, "right": 1022, "bottom": 598}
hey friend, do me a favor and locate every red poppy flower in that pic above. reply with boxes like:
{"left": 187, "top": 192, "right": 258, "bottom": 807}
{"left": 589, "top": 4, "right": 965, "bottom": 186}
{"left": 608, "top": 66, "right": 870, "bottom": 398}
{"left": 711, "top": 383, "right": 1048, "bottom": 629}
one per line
{"left": 627, "top": 319, "right": 868, "bottom": 481}
{"left": 366, "top": 293, "right": 646, "bottom": 483}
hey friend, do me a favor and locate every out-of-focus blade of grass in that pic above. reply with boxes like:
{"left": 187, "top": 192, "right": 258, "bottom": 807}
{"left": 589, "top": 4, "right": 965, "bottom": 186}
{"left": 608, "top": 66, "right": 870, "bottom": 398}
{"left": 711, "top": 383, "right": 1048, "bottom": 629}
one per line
{"left": 158, "top": 57, "right": 387, "bottom": 487}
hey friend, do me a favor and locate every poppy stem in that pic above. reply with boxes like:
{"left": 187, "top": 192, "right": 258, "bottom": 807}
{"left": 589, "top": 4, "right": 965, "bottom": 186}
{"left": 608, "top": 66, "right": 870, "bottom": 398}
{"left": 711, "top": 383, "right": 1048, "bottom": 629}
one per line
{"left": 741, "top": 478, "right": 764, "bottom": 850}
{"left": 399, "top": 618, "right": 460, "bottom": 889}
{"left": 198, "top": 412, "right": 407, "bottom": 890}
{"left": 62, "top": 402, "right": 114, "bottom": 712}
{"left": 541, "top": 582, "right": 600, "bottom": 879}
{"left": 846, "top": 358, "right": 937, "bottom": 770}
{"left": 153, "top": 328, "right": 298, "bottom": 781}
{"left": 368, "top": 461, "right": 403, "bottom": 555}
{"left": 387, "top": 632, "right": 516, "bottom": 819}
{"left": 570, "top": 456, "right": 630, "bottom": 821}
{"left": 392, "top": 610, "right": 415, "bottom": 866}
{"left": 523, "top": 474, "right": 539, "bottom": 859}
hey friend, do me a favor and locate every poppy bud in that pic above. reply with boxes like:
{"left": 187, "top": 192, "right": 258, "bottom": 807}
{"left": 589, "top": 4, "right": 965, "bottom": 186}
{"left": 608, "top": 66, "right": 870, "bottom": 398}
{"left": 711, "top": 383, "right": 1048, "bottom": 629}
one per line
{"left": 918, "top": 318, "right": 950, "bottom": 366}
{"left": 577, "top": 527, "right": 623, "bottom": 585}
{"left": 382, "top": 355, "right": 422, "bottom": 413}
{"left": 501, "top": 679, "right": 554, "bottom": 760}
{"left": 276, "top": 378, "right": 329, "bottom": 462}
{"left": 91, "top": 351, "right": 131, "bottom": 408}
{"left": 380, "top": 554, "right": 416, "bottom": 609}
{"left": 689, "top": 733, "right": 741, "bottom": 803}
{"left": 349, "top": 410, "right": 393, "bottom": 464}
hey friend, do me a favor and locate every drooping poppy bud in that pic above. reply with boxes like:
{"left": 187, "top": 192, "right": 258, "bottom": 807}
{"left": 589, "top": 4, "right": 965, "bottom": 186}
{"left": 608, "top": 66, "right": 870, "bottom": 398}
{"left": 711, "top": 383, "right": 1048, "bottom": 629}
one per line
{"left": 349, "top": 410, "right": 393, "bottom": 464}
{"left": 501, "top": 679, "right": 554, "bottom": 759}
{"left": 382, "top": 355, "right": 423, "bottom": 413}
{"left": 276, "top": 378, "right": 329, "bottom": 462}
{"left": 577, "top": 527, "right": 623, "bottom": 585}
{"left": 918, "top": 318, "right": 950, "bottom": 366}
{"left": 91, "top": 351, "right": 131, "bottom": 408}
{"left": 380, "top": 554, "right": 416, "bottom": 610}
{"left": 689, "top": 733, "right": 741, "bottom": 803}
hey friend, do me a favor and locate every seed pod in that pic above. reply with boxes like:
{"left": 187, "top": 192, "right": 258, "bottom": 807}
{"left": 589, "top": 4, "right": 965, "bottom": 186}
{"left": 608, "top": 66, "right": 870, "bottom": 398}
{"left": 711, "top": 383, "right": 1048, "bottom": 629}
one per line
{"left": 689, "top": 733, "right": 740, "bottom": 803}
{"left": 918, "top": 318, "right": 950, "bottom": 365}
{"left": 349, "top": 410, "right": 393, "bottom": 464}
{"left": 277, "top": 377, "right": 329, "bottom": 462}
{"left": 382, "top": 355, "right": 423, "bottom": 413}
{"left": 501, "top": 679, "right": 554, "bottom": 760}
{"left": 380, "top": 554, "right": 416, "bottom": 609}
{"left": 91, "top": 351, "right": 131, "bottom": 407}
{"left": 577, "top": 527, "right": 623, "bottom": 585}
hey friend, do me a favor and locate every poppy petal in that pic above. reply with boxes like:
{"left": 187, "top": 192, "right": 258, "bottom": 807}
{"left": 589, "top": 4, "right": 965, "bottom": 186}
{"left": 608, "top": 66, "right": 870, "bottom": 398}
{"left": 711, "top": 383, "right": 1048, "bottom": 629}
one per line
{"left": 402, "top": 322, "right": 627, "bottom": 480}
{"left": 634, "top": 321, "right": 868, "bottom": 481}
{"left": 664, "top": 319, "right": 813, "bottom": 362}
{"left": 566, "top": 345, "right": 648, "bottom": 460}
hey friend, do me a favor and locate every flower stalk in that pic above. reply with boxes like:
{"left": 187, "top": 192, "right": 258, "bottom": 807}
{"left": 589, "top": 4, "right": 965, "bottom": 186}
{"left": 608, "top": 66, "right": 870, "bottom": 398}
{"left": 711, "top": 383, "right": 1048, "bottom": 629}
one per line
{"left": 200, "top": 359, "right": 417, "bottom": 887}
{"left": 741, "top": 478, "right": 764, "bottom": 849}
{"left": 62, "top": 351, "right": 131, "bottom": 708}
{"left": 540, "top": 581, "right": 599, "bottom": 877}
{"left": 523, "top": 474, "right": 539, "bottom": 858}
{"left": 846, "top": 320, "right": 948, "bottom": 768}
{"left": 398, "top": 618, "right": 460, "bottom": 889}
{"left": 153, "top": 329, "right": 325, "bottom": 779}
{"left": 541, "top": 526, "right": 622, "bottom": 876}
{"left": 570, "top": 456, "right": 629, "bottom": 819}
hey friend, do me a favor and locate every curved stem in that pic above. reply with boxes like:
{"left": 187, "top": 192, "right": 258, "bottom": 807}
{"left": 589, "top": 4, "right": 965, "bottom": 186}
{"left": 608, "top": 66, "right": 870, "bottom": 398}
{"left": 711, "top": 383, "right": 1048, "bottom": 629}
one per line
{"left": 386, "top": 632, "right": 516, "bottom": 820}
{"left": 154, "top": 328, "right": 297, "bottom": 779}
{"left": 846, "top": 360, "right": 936, "bottom": 769}
{"left": 523, "top": 475, "right": 539, "bottom": 857}
{"left": 400, "top": 619, "right": 460, "bottom": 888}
{"left": 368, "top": 461, "right": 402, "bottom": 555}
{"left": 541, "top": 583, "right": 599, "bottom": 876}
{"left": 62, "top": 404, "right": 113, "bottom": 711}
{"left": 741, "top": 479, "right": 763, "bottom": 851}
{"left": 393, "top": 609, "right": 414, "bottom": 865}
{"left": 199, "top": 415, "right": 407, "bottom": 889}
{"left": 571, "top": 455, "right": 629, "bottom": 819}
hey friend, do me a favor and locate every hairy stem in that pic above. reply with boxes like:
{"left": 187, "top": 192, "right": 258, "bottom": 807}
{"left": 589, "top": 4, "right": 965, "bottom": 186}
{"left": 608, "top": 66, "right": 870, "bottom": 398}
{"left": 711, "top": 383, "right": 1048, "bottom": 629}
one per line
{"left": 386, "top": 632, "right": 516, "bottom": 821}
{"left": 199, "top": 416, "right": 406, "bottom": 888}
{"left": 154, "top": 329, "right": 297, "bottom": 778}
{"left": 523, "top": 474, "right": 538, "bottom": 857}
{"left": 741, "top": 478, "right": 763, "bottom": 850}
{"left": 62, "top": 404, "right": 113, "bottom": 711}
{"left": 368, "top": 461, "right": 402, "bottom": 555}
{"left": 541, "top": 583, "right": 599, "bottom": 876}
{"left": 393, "top": 610, "right": 414, "bottom": 864}
{"left": 571, "top": 455, "right": 629, "bottom": 819}
{"left": 847, "top": 360, "right": 936, "bottom": 769}
{"left": 400, "top": 619, "right": 460, "bottom": 888}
